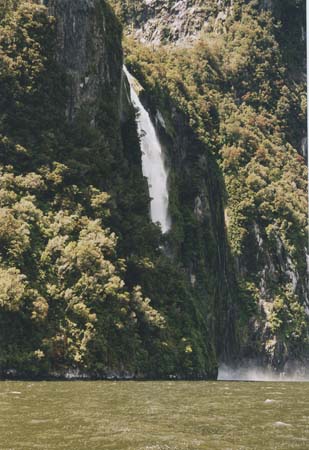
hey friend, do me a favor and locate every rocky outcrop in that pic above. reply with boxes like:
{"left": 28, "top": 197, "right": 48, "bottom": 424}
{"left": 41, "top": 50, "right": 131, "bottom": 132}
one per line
{"left": 112, "top": 0, "right": 306, "bottom": 55}
{"left": 237, "top": 220, "right": 309, "bottom": 368}
{"left": 112, "top": 0, "right": 230, "bottom": 44}
{"left": 47, "top": 0, "right": 122, "bottom": 122}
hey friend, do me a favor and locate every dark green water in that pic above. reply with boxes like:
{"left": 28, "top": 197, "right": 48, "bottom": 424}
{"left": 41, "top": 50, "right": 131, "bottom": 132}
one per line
{"left": 0, "top": 381, "right": 308, "bottom": 449}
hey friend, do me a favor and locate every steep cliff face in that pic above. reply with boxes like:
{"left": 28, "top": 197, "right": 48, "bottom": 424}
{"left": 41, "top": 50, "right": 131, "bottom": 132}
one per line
{"left": 152, "top": 103, "right": 239, "bottom": 362}
{"left": 110, "top": 0, "right": 230, "bottom": 43}
{"left": 0, "top": 0, "right": 222, "bottom": 379}
{"left": 123, "top": 51, "right": 240, "bottom": 365}
{"left": 48, "top": 0, "right": 122, "bottom": 123}
{"left": 110, "top": 0, "right": 306, "bottom": 53}
{"left": 0, "top": 0, "right": 306, "bottom": 377}
{"left": 117, "top": 0, "right": 308, "bottom": 370}
{"left": 44, "top": 0, "right": 307, "bottom": 373}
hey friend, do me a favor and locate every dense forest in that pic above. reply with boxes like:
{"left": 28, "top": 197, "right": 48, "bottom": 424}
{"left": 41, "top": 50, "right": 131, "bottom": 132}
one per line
{"left": 0, "top": 0, "right": 307, "bottom": 379}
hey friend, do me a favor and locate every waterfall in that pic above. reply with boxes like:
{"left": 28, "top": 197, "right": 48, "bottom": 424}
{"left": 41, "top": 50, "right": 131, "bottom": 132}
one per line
{"left": 123, "top": 66, "right": 171, "bottom": 234}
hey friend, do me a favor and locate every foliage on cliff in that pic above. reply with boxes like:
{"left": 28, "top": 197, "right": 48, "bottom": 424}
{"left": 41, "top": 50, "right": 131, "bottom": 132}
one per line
{"left": 0, "top": 0, "right": 307, "bottom": 377}
{"left": 0, "top": 0, "right": 218, "bottom": 378}
{"left": 123, "top": 1, "right": 308, "bottom": 364}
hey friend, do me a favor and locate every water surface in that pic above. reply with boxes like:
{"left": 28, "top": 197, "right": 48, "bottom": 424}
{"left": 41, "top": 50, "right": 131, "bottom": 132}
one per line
{"left": 0, "top": 381, "right": 308, "bottom": 449}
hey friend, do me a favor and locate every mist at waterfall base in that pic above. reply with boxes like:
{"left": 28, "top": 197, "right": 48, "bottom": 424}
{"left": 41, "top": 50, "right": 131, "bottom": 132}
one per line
{"left": 218, "top": 363, "right": 309, "bottom": 382}
{"left": 124, "top": 66, "right": 171, "bottom": 234}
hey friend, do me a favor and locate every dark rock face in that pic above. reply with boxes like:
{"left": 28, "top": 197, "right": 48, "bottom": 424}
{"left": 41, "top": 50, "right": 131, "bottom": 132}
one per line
{"left": 151, "top": 105, "right": 239, "bottom": 363}
{"left": 47, "top": 0, "right": 122, "bottom": 122}
{"left": 237, "top": 220, "right": 309, "bottom": 368}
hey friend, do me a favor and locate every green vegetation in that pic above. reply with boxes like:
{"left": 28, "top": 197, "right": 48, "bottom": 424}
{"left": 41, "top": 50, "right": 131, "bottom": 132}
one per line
{"left": 122, "top": 1, "right": 308, "bottom": 363}
{"left": 0, "top": 0, "right": 218, "bottom": 378}
{"left": 0, "top": 0, "right": 307, "bottom": 377}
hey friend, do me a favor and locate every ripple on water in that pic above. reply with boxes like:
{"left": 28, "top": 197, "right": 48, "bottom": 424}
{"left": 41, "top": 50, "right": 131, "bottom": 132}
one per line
{"left": 30, "top": 419, "right": 51, "bottom": 424}
{"left": 143, "top": 446, "right": 181, "bottom": 450}
{"left": 273, "top": 421, "right": 292, "bottom": 428}
{"left": 264, "top": 399, "right": 278, "bottom": 404}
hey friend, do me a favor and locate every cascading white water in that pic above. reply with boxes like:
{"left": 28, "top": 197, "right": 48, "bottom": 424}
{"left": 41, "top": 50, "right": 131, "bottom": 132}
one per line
{"left": 123, "top": 66, "right": 171, "bottom": 234}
